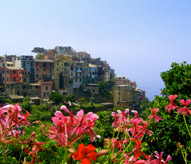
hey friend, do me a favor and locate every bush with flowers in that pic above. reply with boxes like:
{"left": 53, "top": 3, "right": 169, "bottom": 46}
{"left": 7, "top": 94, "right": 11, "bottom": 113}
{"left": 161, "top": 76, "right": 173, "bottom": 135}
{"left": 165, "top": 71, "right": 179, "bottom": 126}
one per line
{"left": 0, "top": 102, "right": 174, "bottom": 164}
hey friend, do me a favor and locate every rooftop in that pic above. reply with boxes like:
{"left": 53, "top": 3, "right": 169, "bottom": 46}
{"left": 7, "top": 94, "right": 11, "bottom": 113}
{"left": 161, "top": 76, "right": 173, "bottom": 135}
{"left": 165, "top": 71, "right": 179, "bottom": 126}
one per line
{"left": 9, "top": 95, "right": 24, "bottom": 99}
{"left": 35, "top": 59, "right": 54, "bottom": 63}
{"left": 4, "top": 67, "right": 24, "bottom": 71}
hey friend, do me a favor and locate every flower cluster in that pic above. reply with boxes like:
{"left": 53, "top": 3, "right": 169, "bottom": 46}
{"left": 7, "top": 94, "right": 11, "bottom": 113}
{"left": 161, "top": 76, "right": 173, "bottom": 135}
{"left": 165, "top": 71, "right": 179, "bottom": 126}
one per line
{"left": 0, "top": 104, "right": 30, "bottom": 142}
{"left": 0, "top": 104, "right": 45, "bottom": 163}
{"left": 166, "top": 94, "right": 191, "bottom": 116}
{"left": 103, "top": 108, "right": 171, "bottom": 164}
{"left": 48, "top": 105, "right": 100, "bottom": 147}
{"left": 0, "top": 103, "right": 173, "bottom": 164}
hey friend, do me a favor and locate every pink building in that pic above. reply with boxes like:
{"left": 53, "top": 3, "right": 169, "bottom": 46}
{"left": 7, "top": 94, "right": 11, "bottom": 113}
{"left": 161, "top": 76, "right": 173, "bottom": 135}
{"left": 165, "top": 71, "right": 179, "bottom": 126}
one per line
{"left": 39, "top": 81, "right": 53, "bottom": 98}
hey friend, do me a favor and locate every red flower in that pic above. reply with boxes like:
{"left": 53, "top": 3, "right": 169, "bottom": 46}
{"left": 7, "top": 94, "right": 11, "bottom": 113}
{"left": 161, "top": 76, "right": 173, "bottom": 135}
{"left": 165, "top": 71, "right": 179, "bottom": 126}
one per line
{"left": 165, "top": 94, "right": 178, "bottom": 112}
{"left": 131, "top": 139, "right": 148, "bottom": 160}
{"left": 177, "top": 99, "right": 191, "bottom": 116}
{"left": 148, "top": 108, "right": 162, "bottom": 122}
{"left": 73, "top": 144, "right": 98, "bottom": 164}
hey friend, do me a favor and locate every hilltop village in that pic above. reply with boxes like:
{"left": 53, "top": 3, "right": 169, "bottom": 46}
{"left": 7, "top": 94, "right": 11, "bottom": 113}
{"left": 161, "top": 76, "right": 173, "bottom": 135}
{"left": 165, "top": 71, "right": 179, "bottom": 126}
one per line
{"left": 0, "top": 46, "right": 145, "bottom": 110}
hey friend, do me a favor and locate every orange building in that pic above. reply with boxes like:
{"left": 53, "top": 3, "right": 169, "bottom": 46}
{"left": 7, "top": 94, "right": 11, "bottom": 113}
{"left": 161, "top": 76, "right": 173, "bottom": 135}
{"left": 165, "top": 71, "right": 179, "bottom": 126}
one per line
{"left": 2, "top": 67, "right": 28, "bottom": 86}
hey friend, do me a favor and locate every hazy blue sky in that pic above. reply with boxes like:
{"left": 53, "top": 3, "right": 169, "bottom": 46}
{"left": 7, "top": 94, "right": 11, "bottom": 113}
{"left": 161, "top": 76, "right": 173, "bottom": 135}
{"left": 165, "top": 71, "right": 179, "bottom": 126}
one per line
{"left": 0, "top": 0, "right": 190, "bottom": 100}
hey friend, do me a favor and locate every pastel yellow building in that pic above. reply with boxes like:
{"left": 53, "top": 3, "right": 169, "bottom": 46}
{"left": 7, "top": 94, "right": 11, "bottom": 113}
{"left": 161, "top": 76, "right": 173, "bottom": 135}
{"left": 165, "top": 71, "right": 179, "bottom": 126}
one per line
{"left": 54, "top": 55, "right": 73, "bottom": 95}
{"left": 113, "top": 85, "right": 135, "bottom": 109}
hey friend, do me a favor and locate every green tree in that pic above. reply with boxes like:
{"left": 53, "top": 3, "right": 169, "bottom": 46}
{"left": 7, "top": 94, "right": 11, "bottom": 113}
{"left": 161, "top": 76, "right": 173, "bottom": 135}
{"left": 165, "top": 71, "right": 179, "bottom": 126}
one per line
{"left": 161, "top": 62, "right": 191, "bottom": 99}
{"left": 20, "top": 97, "right": 31, "bottom": 112}
{"left": 64, "top": 95, "right": 75, "bottom": 104}
{"left": 49, "top": 91, "right": 63, "bottom": 105}
{"left": 98, "top": 81, "right": 112, "bottom": 100}
{"left": 32, "top": 47, "right": 46, "bottom": 53}
{"left": 29, "top": 104, "right": 52, "bottom": 122}
{"left": 35, "top": 53, "right": 44, "bottom": 59}
{"left": 144, "top": 62, "right": 191, "bottom": 163}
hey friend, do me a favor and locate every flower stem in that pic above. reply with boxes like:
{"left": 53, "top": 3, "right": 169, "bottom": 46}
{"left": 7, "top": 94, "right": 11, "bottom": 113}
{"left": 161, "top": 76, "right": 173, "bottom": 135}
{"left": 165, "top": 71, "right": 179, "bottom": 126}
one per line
{"left": 181, "top": 148, "right": 187, "bottom": 164}
{"left": 183, "top": 115, "right": 191, "bottom": 138}
{"left": 2, "top": 144, "right": 8, "bottom": 164}
{"left": 62, "top": 147, "right": 68, "bottom": 164}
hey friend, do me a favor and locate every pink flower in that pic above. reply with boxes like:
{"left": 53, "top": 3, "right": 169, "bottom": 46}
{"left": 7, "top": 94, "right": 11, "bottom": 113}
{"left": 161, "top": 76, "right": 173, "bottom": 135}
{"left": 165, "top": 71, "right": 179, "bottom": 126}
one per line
{"left": 111, "top": 109, "right": 129, "bottom": 129}
{"left": 165, "top": 94, "right": 178, "bottom": 112}
{"left": 48, "top": 106, "right": 100, "bottom": 146}
{"left": 177, "top": 99, "right": 191, "bottom": 116}
{"left": 148, "top": 108, "right": 162, "bottom": 122}
{"left": 153, "top": 151, "right": 172, "bottom": 164}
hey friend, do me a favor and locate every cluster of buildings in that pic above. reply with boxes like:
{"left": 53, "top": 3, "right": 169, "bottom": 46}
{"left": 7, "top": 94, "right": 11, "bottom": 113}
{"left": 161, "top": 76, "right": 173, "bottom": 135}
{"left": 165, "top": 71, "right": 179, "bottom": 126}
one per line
{"left": 0, "top": 46, "right": 145, "bottom": 109}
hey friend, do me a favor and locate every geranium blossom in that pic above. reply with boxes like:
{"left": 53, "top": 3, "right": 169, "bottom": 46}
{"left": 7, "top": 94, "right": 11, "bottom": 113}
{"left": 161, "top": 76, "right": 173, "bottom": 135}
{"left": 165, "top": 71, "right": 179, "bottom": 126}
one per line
{"left": 177, "top": 99, "right": 191, "bottom": 116}
{"left": 73, "top": 144, "right": 98, "bottom": 164}
{"left": 131, "top": 139, "right": 148, "bottom": 160}
{"left": 165, "top": 94, "right": 178, "bottom": 112}
{"left": 148, "top": 108, "right": 162, "bottom": 122}
{"left": 48, "top": 106, "right": 100, "bottom": 146}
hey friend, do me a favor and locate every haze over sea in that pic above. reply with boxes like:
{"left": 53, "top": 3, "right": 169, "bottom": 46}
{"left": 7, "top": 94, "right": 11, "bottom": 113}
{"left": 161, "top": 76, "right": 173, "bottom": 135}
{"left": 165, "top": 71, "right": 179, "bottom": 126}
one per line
{"left": 0, "top": 0, "right": 190, "bottom": 100}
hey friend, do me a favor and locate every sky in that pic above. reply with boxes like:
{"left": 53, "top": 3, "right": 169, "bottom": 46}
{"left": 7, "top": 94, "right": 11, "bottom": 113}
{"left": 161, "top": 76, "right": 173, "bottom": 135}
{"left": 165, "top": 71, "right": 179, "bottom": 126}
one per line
{"left": 0, "top": 0, "right": 190, "bottom": 100}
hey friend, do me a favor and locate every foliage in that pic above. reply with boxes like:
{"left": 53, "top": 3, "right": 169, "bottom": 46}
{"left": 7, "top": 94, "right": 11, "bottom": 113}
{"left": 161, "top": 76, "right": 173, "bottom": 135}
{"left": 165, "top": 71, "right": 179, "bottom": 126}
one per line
{"left": 32, "top": 47, "right": 46, "bottom": 53}
{"left": 49, "top": 91, "right": 63, "bottom": 105}
{"left": 20, "top": 97, "right": 31, "bottom": 112}
{"left": 64, "top": 95, "right": 75, "bottom": 104}
{"left": 161, "top": 62, "right": 191, "bottom": 98}
{"left": 35, "top": 53, "right": 44, "bottom": 59}
{"left": 143, "top": 62, "right": 191, "bottom": 163}
{"left": 0, "top": 86, "right": 9, "bottom": 103}
{"left": 0, "top": 103, "right": 172, "bottom": 164}
{"left": 28, "top": 104, "right": 53, "bottom": 122}
{"left": 98, "top": 81, "right": 113, "bottom": 101}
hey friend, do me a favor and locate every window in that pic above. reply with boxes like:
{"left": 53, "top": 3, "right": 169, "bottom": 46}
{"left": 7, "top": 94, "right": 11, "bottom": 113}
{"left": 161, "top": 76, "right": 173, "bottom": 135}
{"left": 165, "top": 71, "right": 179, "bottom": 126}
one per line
{"left": 44, "top": 92, "right": 46, "bottom": 97}
{"left": 36, "top": 74, "right": 38, "bottom": 78}
{"left": 13, "top": 71, "right": 15, "bottom": 74}
{"left": 44, "top": 68, "right": 46, "bottom": 72}
{"left": 118, "top": 92, "right": 120, "bottom": 95}
{"left": 46, "top": 86, "right": 48, "bottom": 90}
{"left": 23, "top": 78, "right": 26, "bottom": 82}
{"left": 43, "top": 63, "right": 47, "bottom": 67}
{"left": 36, "top": 68, "right": 38, "bottom": 71}
{"left": 13, "top": 77, "right": 16, "bottom": 81}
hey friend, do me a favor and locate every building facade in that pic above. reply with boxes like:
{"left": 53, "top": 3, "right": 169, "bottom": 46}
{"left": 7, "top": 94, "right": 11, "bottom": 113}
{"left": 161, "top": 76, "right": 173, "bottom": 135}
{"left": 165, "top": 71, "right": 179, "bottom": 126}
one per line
{"left": 15, "top": 55, "right": 35, "bottom": 83}
{"left": 113, "top": 85, "right": 135, "bottom": 109}
{"left": 34, "top": 59, "right": 54, "bottom": 82}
